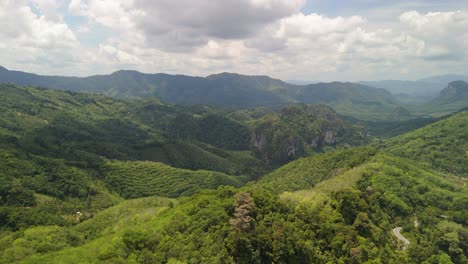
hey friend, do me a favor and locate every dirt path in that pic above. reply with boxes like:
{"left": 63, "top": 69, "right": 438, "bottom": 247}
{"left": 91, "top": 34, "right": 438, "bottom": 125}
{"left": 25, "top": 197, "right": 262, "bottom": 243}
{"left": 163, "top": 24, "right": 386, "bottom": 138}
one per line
{"left": 392, "top": 227, "right": 410, "bottom": 250}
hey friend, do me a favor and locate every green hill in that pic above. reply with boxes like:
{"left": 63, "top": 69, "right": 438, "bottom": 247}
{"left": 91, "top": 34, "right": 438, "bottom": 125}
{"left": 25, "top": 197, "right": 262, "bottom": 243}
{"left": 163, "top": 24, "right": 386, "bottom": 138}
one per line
{"left": 0, "top": 67, "right": 403, "bottom": 120}
{"left": 0, "top": 83, "right": 262, "bottom": 176}
{"left": 380, "top": 110, "right": 468, "bottom": 176}
{"left": 250, "top": 106, "right": 368, "bottom": 165}
{"left": 102, "top": 160, "right": 245, "bottom": 198}
{"left": 259, "top": 146, "right": 377, "bottom": 192}
{"left": 292, "top": 82, "right": 401, "bottom": 120}
{"left": 0, "top": 84, "right": 263, "bottom": 231}
{"left": 1, "top": 150, "right": 465, "bottom": 264}
{"left": 361, "top": 116, "right": 440, "bottom": 138}
{"left": 415, "top": 81, "right": 468, "bottom": 117}
{"left": 0, "top": 82, "right": 467, "bottom": 264}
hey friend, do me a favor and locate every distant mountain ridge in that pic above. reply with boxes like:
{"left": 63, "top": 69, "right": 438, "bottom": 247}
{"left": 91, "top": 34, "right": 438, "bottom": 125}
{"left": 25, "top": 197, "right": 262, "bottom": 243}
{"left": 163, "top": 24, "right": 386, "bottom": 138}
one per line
{"left": 0, "top": 66, "right": 400, "bottom": 120}
{"left": 439, "top": 80, "right": 468, "bottom": 98}
{"left": 416, "top": 81, "right": 468, "bottom": 116}
{"left": 360, "top": 74, "right": 468, "bottom": 104}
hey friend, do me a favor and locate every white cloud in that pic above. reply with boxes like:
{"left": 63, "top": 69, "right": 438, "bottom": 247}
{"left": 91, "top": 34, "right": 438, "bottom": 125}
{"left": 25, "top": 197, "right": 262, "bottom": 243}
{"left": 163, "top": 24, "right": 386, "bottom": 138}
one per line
{"left": 2, "top": 0, "right": 468, "bottom": 80}
{"left": 68, "top": 0, "right": 304, "bottom": 51}
{"left": 68, "top": 0, "right": 136, "bottom": 29}
{"left": 399, "top": 11, "right": 468, "bottom": 61}
{"left": 30, "top": 0, "right": 62, "bottom": 21}
{"left": 0, "top": 0, "right": 83, "bottom": 74}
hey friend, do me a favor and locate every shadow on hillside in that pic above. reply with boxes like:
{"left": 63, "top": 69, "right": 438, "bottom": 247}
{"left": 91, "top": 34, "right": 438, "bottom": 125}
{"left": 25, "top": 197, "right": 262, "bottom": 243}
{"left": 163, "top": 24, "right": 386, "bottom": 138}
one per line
{"left": 14, "top": 115, "right": 152, "bottom": 169}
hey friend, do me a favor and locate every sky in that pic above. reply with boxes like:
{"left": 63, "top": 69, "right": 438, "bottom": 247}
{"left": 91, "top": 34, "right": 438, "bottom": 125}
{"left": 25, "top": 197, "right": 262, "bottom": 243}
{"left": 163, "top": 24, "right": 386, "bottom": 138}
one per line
{"left": 1, "top": 0, "right": 467, "bottom": 81}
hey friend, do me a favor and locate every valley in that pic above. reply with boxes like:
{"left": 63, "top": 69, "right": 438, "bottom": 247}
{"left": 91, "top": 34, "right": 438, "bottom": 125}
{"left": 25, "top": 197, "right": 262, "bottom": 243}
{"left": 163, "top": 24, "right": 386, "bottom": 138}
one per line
{"left": 0, "top": 81, "right": 466, "bottom": 263}
{"left": 1, "top": 1, "right": 467, "bottom": 263}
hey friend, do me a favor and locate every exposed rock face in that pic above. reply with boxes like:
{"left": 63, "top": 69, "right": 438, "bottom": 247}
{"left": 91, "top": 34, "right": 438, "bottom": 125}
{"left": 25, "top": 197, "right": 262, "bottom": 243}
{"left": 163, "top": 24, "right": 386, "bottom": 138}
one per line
{"left": 440, "top": 81, "right": 468, "bottom": 98}
{"left": 286, "top": 137, "right": 301, "bottom": 159}
{"left": 324, "top": 128, "right": 336, "bottom": 145}
{"left": 253, "top": 131, "right": 268, "bottom": 152}
{"left": 251, "top": 105, "right": 367, "bottom": 165}
{"left": 310, "top": 136, "right": 319, "bottom": 148}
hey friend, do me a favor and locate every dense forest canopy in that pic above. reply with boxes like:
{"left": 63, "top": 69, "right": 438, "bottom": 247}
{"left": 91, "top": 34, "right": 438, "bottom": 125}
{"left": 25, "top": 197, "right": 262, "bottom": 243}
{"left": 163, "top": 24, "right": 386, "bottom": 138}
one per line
{"left": 0, "top": 83, "right": 466, "bottom": 263}
{"left": 2, "top": 0, "right": 468, "bottom": 262}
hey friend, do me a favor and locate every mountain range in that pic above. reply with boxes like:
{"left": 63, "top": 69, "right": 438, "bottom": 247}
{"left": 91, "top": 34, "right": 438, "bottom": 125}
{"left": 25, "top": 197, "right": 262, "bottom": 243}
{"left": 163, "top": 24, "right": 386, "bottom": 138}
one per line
{"left": 0, "top": 82, "right": 465, "bottom": 262}
{"left": 0, "top": 76, "right": 467, "bottom": 263}
{"left": 0, "top": 66, "right": 402, "bottom": 120}
{"left": 412, "top": 81, "right": 468, "bottom": 117}
{"left": 360, "top": 74, "right": 468, "bottom": 104}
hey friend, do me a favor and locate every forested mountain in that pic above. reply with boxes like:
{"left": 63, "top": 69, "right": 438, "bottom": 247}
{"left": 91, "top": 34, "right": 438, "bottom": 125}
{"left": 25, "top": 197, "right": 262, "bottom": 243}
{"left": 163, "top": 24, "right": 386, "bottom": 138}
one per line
{"left": 0, "top": 83, "right": 467, "bottom": 263}
{"left": 1, "top": 147, "right": 465, "bottom": 263}
{"left": 0, "top": 83, "right": 263, "bottom": 175}
{"left": 0, "top": 66, "right": 402, "bottom": 120}
{"left": 0, "top": 84, "right": 262, "bottom": 230}
{"left": 380, "top": 109, "right": 468, "bottom": 176}
{"left": 361, "top": 74, "right": 468, "bottom": 104}
{"left": 248, "top": 105, "right": 367, "bottom": 165}
{"left": 0, "top": 84, "right": 370, "bottom": 227}
{"left": 414, "top": 81, "right": 468, "bottom": 117}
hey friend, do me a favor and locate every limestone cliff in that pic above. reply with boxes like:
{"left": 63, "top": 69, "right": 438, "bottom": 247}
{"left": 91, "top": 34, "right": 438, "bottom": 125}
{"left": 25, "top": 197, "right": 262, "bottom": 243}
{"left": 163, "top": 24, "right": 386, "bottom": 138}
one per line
{"left": 250, "top": 105, "right": 367, "bottom": 165}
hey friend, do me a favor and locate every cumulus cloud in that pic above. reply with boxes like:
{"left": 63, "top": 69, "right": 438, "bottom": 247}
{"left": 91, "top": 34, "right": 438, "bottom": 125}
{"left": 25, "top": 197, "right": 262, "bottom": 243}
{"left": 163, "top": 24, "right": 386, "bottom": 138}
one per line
{"left": 30, "top": 0, "right": 62, "bottom": 21}
{"left": 0, "top": 0, "right": 81, "bottom": 73}
{"left": 399, "top": 11, "right": 468, "bottom": 61}
{"left": 69, "top": 0, "right": 304, "bottom": 51}
{"left": 2, "top": 0, "right": 468, "bottom": 80}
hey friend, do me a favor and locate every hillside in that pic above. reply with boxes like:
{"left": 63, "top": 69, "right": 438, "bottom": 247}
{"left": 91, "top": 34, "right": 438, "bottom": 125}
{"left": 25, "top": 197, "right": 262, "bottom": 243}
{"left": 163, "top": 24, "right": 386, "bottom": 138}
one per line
{"left": 381, "top": 110, "right": 468, "bottom": 176}
{"left": 293, "top": 82, "right": 401, "bottom": 120}
{"left": 416, "top": 81, "right": 468, "bottom": 116}
{"left": 259, "top": 146, "right": 377, "bottom": 192}
{"left": 362, "top": 116, "right": 440, "bottom": 138}
{"left": 0, "top": 67, "right": 288, "bottom": 107}
{"left": 360, "top": 74, "right": 468, "bottom": 104}
{"left": 102, "top": 160, "right": 244, "bottom": 198}
{"left": 0, "top": 83, "right": 264, "bottom": 175}
{"left": 0, "top": 67, "right": 403, "bottom": 120}
{"left": 0, "top": 149, "right": 465, "bottom": 263}
{"left": 249, "top": 105, "right": 368, "bottom": 165}
{"left": 0, "top": 84, "right": 369, "bottom": 206}
{"left": 0, "top": 83, "right": 466, "bottom": 264}
{"left": 0, "top": 83, "right": 266, "bottom": 229}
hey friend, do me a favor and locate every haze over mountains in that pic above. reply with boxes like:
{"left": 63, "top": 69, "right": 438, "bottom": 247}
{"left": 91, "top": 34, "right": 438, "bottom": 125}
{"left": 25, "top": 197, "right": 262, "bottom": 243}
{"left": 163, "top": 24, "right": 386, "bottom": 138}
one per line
{"left": 361, "top": 74, "right": 468, "bottom": 104}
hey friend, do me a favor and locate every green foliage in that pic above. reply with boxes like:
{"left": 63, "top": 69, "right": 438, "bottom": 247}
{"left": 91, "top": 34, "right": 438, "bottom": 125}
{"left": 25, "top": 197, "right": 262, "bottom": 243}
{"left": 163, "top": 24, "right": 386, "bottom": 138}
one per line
{"left": 1, "top": 151, "right": 466, "bottom": 263}
{"left": 363, "top": 116, "right": 440, "bottom": 138}
{"left": 380, "top": 110, "right": 468, "bottom": 176}
{"left": 251, "top": 104, "right": 368, "bottom": 165}
{"left": 0, "top": 68, "right": 405, "bottom": 120}
{"left": 295, "top": 82, "right": 402, "bottom": 120}
{"left": 168, "top": 113, "right": 251, "bottom": 150}
{"left": 0, "top": 84, "right": 266, "bottom": 233}
{"left": 415, "top": 81, "right": 468, "bottom": 117}
{"left": 102, "top": 160, "right": 245, "bottom": 198}
{"left": 0, "top": 82, "right": 467, "bottom": 263}
{"left": 0, "top": 83, "right": 263, "bottom": 176}
{"left": 260, "top": 146, "right": 377, "bottom": 193}
{"left": 140, "top": 141, "right": 266, "bottom": 177}
{"left": 197, "top": 114, "right": 251, "bottom": 150}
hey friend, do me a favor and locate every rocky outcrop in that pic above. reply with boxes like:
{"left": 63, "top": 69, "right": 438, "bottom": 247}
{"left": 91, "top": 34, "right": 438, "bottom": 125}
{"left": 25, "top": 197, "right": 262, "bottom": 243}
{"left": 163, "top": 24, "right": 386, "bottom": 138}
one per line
{"left": 440, "top": 81, "right": 468, "bottom": 98}
{"left": 253, "top": 131, "right": 268, "bottom": 152}
{"left": 323, "top": 128, "right": 336, "bottom": 145}
{"left": 251, "top": 105, "right": 367, "bottom": 165}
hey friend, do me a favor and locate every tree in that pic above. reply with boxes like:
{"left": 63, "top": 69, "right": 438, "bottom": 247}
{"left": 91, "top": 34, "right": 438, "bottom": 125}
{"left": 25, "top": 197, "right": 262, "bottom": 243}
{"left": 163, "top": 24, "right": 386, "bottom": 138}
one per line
{"left": 229, "top": 192, "right": 255, "bottom": 232}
